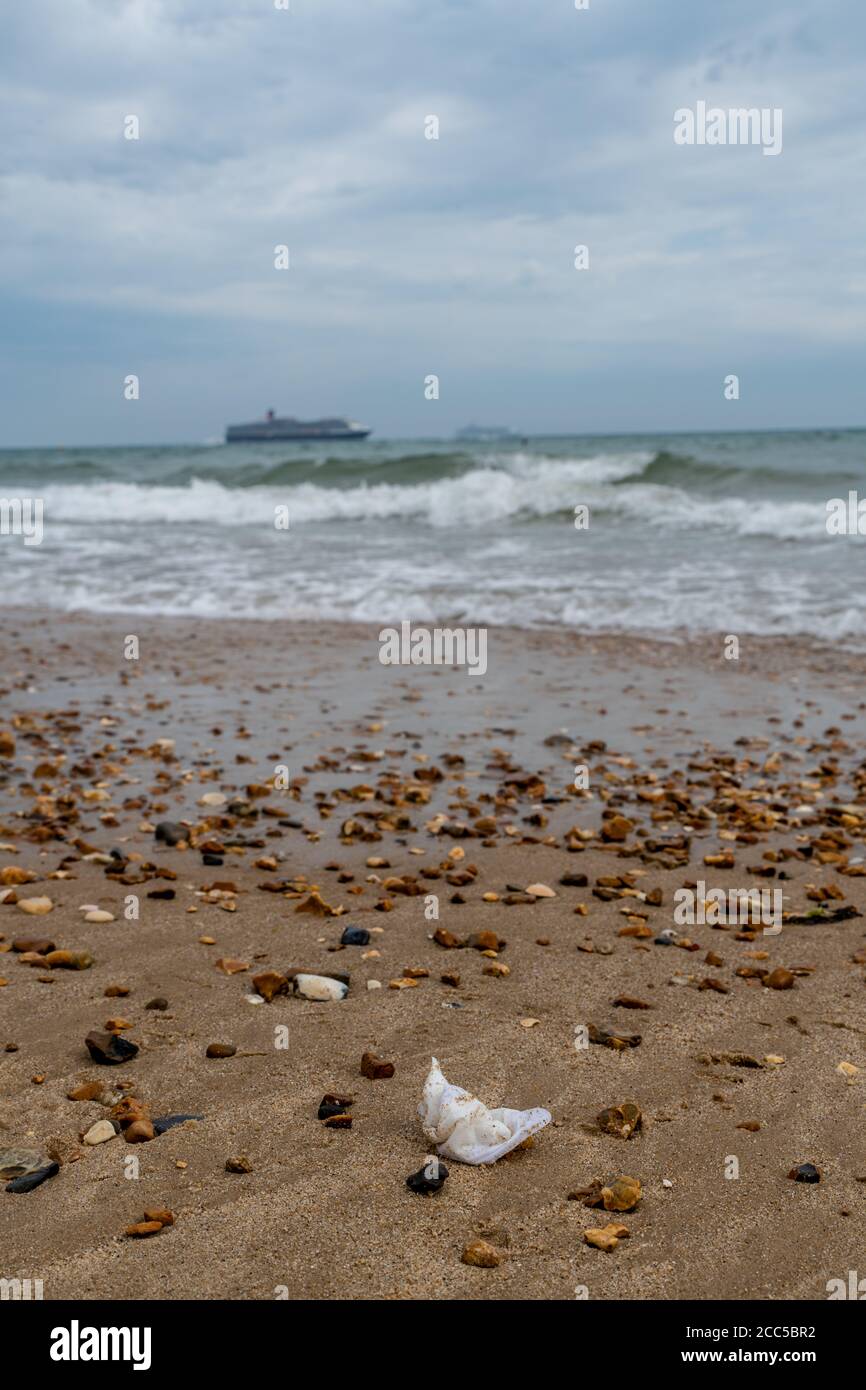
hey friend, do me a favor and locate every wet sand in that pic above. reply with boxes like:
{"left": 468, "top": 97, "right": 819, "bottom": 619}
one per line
{"left": 1, "top": 609, "right": 865, "bottom": 1300}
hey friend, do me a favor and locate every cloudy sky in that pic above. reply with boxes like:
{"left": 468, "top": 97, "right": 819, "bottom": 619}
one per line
{"left": 2, "top": 0, "right": 864, "bottom": 445}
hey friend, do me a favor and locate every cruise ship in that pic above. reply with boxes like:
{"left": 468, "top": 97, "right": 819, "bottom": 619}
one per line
{"left": 225, "top": 410, "right": 372, "bottom": 442}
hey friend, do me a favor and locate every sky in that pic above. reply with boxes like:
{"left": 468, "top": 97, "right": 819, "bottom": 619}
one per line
{"left": 1, "top": 0, "right": 865, "bottom": 445}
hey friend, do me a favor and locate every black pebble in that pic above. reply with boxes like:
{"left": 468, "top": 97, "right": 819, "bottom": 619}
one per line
{"left": 155, "top": 822, "right": 185, "bottom": 846}
{"left": 340, "top": 926, "right": 370, "bottom": 947}
{"left": 85, "top": 1031, "right": 139, "bottom": 1065}
{"left": 790, "top": 1162, "right": 821, "bottom": 1183}
{"left": 406, "top": 1159, "right": 448, "bottom": 1195}
{"left": 6, "top": 1162, "right": 60, "bottom": 1194}
{"left": 202, "top": 854, "right": 224, "bottom": 866}
{"left": 152, "top": 1114, "right": 204, "bottom": 1136}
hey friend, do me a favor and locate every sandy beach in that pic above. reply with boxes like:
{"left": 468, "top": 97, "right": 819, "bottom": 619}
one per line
{"left": 1, "top": 608, "right": 865, "bottom": 1301}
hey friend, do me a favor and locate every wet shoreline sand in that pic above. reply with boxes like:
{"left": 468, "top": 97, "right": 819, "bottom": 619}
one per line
{"left": 1, "top": 608, "right": 865, "bottom": 1300}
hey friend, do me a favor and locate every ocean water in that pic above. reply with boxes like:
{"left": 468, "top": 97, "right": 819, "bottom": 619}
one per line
{"left": 1, "top": 429, "right": 864, "bottom": 642}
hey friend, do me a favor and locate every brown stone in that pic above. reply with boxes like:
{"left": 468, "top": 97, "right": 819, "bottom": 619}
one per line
{"left": 215, "top": 957, "right": 248, "bottom": 975}
{"left": 597, "top": 1101, "right": 642, "bottom": 1140}
{"left": 126, "top": 1221, "right": 163, "bottom": 1237}
{"left": 461, "top": 1238, "right": 502, "bottom": 1268}
{"left": 601, "top": 1176, "right": 642, "bottom": 1212}
{"left": 226, "top": 1155, "right": 253, "bottom": 1173}
{"left": 12, "top": 938, "right": 55, "bottom": 954}
{"left": 124, "top": 1119, "right": 155, "bottom": 1143}
{"left": 468, "top": 930, "right": 503, "bottom": 952}
{"left": 588, "top": 1024, "right": 642, "bottom": 1050}
{"left": 143, "top": 1207, "right": 174, "bottom": 1226}
{"left": 584, "top": 1222, "right": 629, "bottom": 1252}
{"left": 360, "top": 1051, "right": 394, "bottom": 1079}
{"left": 601, "top": 815, "right": 634, "bottom": 842}
{"left": 441, "top": 972, "right": 461, "bottom": 987}
{"left": 612, "top": 995, "right": 652, "bottom": 1010}
{"left": 433, "top": 927, "right": 463, "bottom": 949}
{"left": 206, "top": 1042, "right": 237, "bottom": 1058}
{"left": 252, "top": 970, "right": 289, "bottom": 1002}
{"left": 763, "top": 967, "right": 795, "bottom": 990}
{"left": 111, "top": 1097, "right": 150, "bottom": 1128}
{"left": 68, "top": 1081, "right": 103, "bottom": 1102}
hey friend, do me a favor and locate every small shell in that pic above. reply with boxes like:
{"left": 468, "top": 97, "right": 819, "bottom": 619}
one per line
{"left": 418, "top": 1057, "right": 551, "bottom": 1165}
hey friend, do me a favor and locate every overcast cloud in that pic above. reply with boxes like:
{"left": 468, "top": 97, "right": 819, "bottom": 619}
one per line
{"left": 1, "top": 0, "right": 864, "bottom": 444}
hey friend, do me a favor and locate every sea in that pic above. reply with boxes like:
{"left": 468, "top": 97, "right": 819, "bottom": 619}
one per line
{"left": 2, "top": 429, "right": 864, "bottom": 643}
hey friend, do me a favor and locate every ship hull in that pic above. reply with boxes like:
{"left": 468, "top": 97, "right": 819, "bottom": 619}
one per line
{"left": 226, "top": 427, "right": 371, "bottom": 442}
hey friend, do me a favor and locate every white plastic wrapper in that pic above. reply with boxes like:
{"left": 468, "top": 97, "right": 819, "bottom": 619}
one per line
{"left": 418, "top": 1057, "right": 551, "bottom": 1164}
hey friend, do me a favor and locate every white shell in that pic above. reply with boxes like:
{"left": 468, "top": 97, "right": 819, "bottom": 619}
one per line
{"left": 291, "top": 973, "right": 348, "bottom": 1002}
{"left": 418, "top": 1057, "right": 551, "bottom": 1165}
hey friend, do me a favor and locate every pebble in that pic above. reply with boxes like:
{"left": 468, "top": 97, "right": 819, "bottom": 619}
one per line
{"left": 597, "top": 1101, "right": 642, "bottom": 1140}
{"left": 318, "top": 1093, "right": 354, "bottom": 1121}
{"left": 0, "top": 1148, "right": 46, "bottom": 1180}
{"left": 68, "top": 1082, "right": 103, "bottom": 1101}
{"left": 84, "top": 910, "right": 114, "bottom": 924}
{"left": 655, "top": 927, "right": 678, "bottom": 945}
{"left": 433, "top": 927, "right": 463, "bottom": 949}
{"left": 152, "top": 1114, "right": 204, "bottom": 1135}
{"left": 85, "top": 1031, "right": 139, "bottom": 1065}
{"left": 526, "top": 883, "right": 556, "bottom": 898}
{"left": 83, "top": 1120, "right": 117, "bottom": 1145}
{"left": 155, "top": 822, "right": 186, "bottom": 846}
{"left": 441, "top": 972, "right": 460, "bottom": 987}
{"left": 12, "top": 937, "right": 55, "bottom": 954}
{"left": 252, "top": 970, "right": 289, "bottom": 1002}
{"left": 588, "top": 1024, "right": 642, "bottom": 1050}
{"left": 6, "top": 1162, "right": 60, "bottom": 1193}
{"left": 291, "top": 973, "right": 348, "bottom": 1002}
{"left": 206, "top": 1042, "right": 237, "bottom": 1058}
{"left": 763, "top": 968, "right": 795, "bottom": 990}
{"left": 360, "top": 1051, "right": 394, "bottom": 1079}
{"left": 124, "top": 1120, "right": 156, "bottom": 1144}
{"left": 461, "top": 1239, "right": 502, "bottom": 1268}
{"left": 226, "top": 1155, "right": 253, "bottom": 1173}
{"left": 584, "top": 1223, "right": 629, "bottom": 1252}
{"left": 145, "top": 997, "right": 168, "bottom": 1011}
{"left": 789, "top": 1163, "right": 821, "bottom": 1183}
{"left": 126, "top": 1221, "right": 164, "bottom": 1237}
{"left": 144, "top": 1207, "right": 174, "bottom": 1226}
{"left": 17, "top": 897, "right": 54, "bottom": 915}
{"left": 366, "top": 979, "right": 382, "bottom": 991}
{"left": 483, "top": 962, "right": 510, "bottom": 977}
{"left": 340, "top": 926, "right": 370, "bottom": 946}
{"left": 406, "top": 1156, "right": 448, "bottom": 1194}
{"left": 468, "top": 930, "right": 503, "bottom": 952}
{"left": 572, "top": 1176, "right": 642, "bottom": 1212}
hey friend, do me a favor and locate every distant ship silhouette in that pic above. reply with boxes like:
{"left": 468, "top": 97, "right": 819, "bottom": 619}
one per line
{"left": 226, "top": 410, "right": 371, "bottom": 442}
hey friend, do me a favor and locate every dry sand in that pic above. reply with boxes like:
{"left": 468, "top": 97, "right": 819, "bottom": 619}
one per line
{"left": 1, "top": 609, "right": 865, "bottom": 1300}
